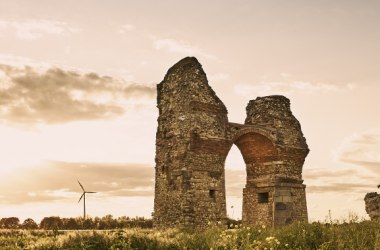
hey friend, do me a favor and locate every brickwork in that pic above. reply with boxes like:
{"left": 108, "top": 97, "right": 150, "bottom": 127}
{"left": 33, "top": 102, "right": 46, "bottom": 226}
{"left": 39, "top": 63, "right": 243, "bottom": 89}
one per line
{"left": 153, "top": 57, "right": 309, "bottom": 228}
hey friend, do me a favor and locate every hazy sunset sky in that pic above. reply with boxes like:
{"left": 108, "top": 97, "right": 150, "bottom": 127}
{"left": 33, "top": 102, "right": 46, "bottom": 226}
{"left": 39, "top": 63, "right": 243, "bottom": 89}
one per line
{"left": 0, "top": 0, "right": 379, "bottom": 223}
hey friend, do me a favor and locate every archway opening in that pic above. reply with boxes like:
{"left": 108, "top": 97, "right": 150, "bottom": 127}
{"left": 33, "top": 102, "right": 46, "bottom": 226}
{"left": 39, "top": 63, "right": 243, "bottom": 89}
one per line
{"left": 225, "top": 144, "right": 246, "bottom": 221}
{"left": 224, "top": 131, "right": 277, "bottom": 222}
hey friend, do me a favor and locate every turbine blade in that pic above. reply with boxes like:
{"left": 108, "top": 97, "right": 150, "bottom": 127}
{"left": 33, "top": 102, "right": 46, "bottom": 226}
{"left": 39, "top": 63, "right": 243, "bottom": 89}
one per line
{"left": 86, "top": 191, "right": 97, "bottom": 193}
{"left": 78, "top": 193, "right": 84, "bottom": 203}
{"left": 77, "top": 180, "right": 85, "bottom": 191}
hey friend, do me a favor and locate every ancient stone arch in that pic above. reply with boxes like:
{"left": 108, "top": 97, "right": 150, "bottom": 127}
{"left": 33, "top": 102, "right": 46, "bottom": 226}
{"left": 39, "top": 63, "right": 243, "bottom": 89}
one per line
{"left": 153, "top": 57, "right": 309, "bottom": 228}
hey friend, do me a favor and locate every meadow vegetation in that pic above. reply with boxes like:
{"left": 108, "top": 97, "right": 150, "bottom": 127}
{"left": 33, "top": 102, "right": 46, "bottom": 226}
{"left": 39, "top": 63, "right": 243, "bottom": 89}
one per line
{"left": 0, "top": 216, "right": 379, "bottom": 249}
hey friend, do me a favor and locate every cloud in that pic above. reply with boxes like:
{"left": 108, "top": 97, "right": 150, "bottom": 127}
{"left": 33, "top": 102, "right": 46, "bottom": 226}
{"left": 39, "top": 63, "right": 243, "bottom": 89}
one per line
{"left": 307, "top": 183, "right": 374, "bottom": 193}
{"left": 296, "top": 165, "right": 379, "bottom": 194}
{"left": 208, "top": 73, "right": 230, "bottom": 82}
{"left": 303, "top": 168, "right": 359, "bottom": 180}
{"left": 225, "top": 169, "right": 245, "bottom": 197}
{"left": 303, "top": 167, "right": 379, "bottom": 194}
{"left": 153, "top": 38, "right": 217, "bottom": 60}
{"left": 119, "top": 24, "right": 136, "bottom": 34}
{"left": 0, "top": 161, "right": 154, "bottom": 204}
{"left": 234, "top": 81, "right": 354, "bottom": 97}
{"left": 234, "top": 72, "right": 356, "bottom": 97}
{"left": 0, "top": 54, "right": 52, "bottom": 68}
{"left": 0, "top": 19, "right": 80, "bottom": 40}
{"left": 336, "top": 128, "right": 380, "bottom": 174}
{"left": 0, "top": 64, "right": 156, "bottom": 124}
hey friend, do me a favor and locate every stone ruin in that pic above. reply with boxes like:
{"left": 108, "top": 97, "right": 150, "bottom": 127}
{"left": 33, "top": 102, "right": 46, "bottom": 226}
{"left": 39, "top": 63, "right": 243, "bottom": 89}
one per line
{"left": 153, "top": 57, "right": 309, "bottom": 228}
{"left": 364, "top": 192, "right": 380, "bottom": 220}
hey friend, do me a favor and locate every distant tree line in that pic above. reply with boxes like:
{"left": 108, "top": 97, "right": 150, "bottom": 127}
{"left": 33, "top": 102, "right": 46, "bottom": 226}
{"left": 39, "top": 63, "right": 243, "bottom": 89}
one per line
{"left": 0, "top": 215, "right": 152, "bottom": 230}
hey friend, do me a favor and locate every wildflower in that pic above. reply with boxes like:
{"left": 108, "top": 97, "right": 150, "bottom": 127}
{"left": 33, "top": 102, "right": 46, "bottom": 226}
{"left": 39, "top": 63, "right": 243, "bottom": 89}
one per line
{"left": 265, "top": 236, "right": 274, "bottom": 241}
{"left": 285, "top": 243, "right": 289, "bottom": 247}
{"left": 258, "top": 229, "right": 261, "bottom": 233}
{"left": 246, "top": 226, "right": 250, "bottom": 230}
{"left": 262, "top": 224, "right": 266, "bottom": 229}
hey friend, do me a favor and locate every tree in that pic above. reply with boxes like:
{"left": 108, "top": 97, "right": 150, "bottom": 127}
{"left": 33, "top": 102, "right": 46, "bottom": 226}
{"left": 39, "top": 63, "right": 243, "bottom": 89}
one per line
{"left": 22, "top": 218, "right": 38, "bottom": 229}
{"left": 40, "top": 216, "right": 63, "bottom": 230}
{"left": 62, "top": 217, "right": 80, "bottom": 230}
{"left": 82, "top": 218, "right": 95, "bottom": 229}
{"left": 0, "top": 217, "right": 20, "bottom": 229}
{"left": 101, "top": 214, "right": 117, "bottom": 229}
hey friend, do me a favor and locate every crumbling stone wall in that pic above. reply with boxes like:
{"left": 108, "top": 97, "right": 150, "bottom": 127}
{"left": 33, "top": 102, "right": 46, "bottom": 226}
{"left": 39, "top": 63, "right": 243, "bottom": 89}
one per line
{"left": 153, "top": 57, "right": 309, "bottom": 228}
{"left": 364, "top": 192, "right": 380, "bottom": 220}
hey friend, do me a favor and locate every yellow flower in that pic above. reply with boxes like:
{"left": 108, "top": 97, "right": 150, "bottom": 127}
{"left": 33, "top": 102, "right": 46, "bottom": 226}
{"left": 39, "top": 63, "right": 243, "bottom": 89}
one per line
{"left": 266, "top": 236, "right": 275, "bottom": 241}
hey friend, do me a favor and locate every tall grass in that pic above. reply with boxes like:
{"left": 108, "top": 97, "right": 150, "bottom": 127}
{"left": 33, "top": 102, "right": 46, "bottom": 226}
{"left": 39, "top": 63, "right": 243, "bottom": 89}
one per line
{"left": 0, "top": 219, "right": 379, "bottom": 249}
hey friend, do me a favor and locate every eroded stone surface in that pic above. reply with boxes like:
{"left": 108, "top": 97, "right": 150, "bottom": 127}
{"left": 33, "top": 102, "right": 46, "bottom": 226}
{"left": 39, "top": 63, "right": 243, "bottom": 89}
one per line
{"left": 153, "top": 57, "right": 309, "bottom": 228}
{"left": 365, "top": 192, "right": 380, "bottom": 220}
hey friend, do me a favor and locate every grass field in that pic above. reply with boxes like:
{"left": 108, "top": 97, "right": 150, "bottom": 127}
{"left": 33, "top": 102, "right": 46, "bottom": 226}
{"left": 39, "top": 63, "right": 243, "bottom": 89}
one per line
{"left": 1, "top": 220, "right": 380, "bottom": 249}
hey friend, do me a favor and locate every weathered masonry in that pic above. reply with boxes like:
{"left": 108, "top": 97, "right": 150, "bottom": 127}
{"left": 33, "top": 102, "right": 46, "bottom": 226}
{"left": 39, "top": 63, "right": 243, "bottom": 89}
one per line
{"left": 364, "top": 192, "right": 380, "bottom": 220}
{"left": 153, "top": 57, "right": 309, "bottom": 228}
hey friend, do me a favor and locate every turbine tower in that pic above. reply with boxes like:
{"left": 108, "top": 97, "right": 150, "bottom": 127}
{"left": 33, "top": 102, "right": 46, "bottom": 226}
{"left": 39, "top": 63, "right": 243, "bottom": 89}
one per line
{"left": 77, "top": 180, "right": 96, "bottom": 219}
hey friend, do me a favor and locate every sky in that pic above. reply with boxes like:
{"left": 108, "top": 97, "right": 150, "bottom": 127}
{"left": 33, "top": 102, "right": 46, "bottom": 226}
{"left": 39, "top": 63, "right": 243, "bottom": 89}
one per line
{"left": 0, "top": 0, "right": 379, "bottom": 223}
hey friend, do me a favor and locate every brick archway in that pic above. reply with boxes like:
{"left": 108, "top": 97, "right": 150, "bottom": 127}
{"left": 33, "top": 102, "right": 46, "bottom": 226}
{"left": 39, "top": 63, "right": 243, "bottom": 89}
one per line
{"left": 153, "top": 57, "right": 309, "bottom": 228}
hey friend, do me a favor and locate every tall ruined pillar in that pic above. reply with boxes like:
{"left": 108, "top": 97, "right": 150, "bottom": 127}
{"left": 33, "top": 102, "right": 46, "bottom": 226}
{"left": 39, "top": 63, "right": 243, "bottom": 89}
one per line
{"left": 153, "top": 57, "right": 230, "bottom": 228}
{"left": 240, "top": 96, "right": 309, "bottom": 226}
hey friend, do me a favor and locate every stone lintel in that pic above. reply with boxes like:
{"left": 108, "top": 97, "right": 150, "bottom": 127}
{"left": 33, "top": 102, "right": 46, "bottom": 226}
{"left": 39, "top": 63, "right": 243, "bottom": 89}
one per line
{"left": 248, "top": 180, "right": 305, "bottom": 188}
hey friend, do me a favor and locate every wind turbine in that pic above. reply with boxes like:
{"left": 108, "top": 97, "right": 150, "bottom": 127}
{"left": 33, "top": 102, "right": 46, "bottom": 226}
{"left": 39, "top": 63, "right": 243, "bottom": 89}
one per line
{"left": 77, "top": 180, "right": 96, "bottom": 219}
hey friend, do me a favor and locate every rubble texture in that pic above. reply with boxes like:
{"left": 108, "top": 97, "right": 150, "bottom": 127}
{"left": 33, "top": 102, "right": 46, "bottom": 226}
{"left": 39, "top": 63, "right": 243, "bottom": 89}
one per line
{"left": 154, "top": 57, "right": 309, "bottom": 228}
{"left": 364, "top": 192, "right": 380, "bottom": 220}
